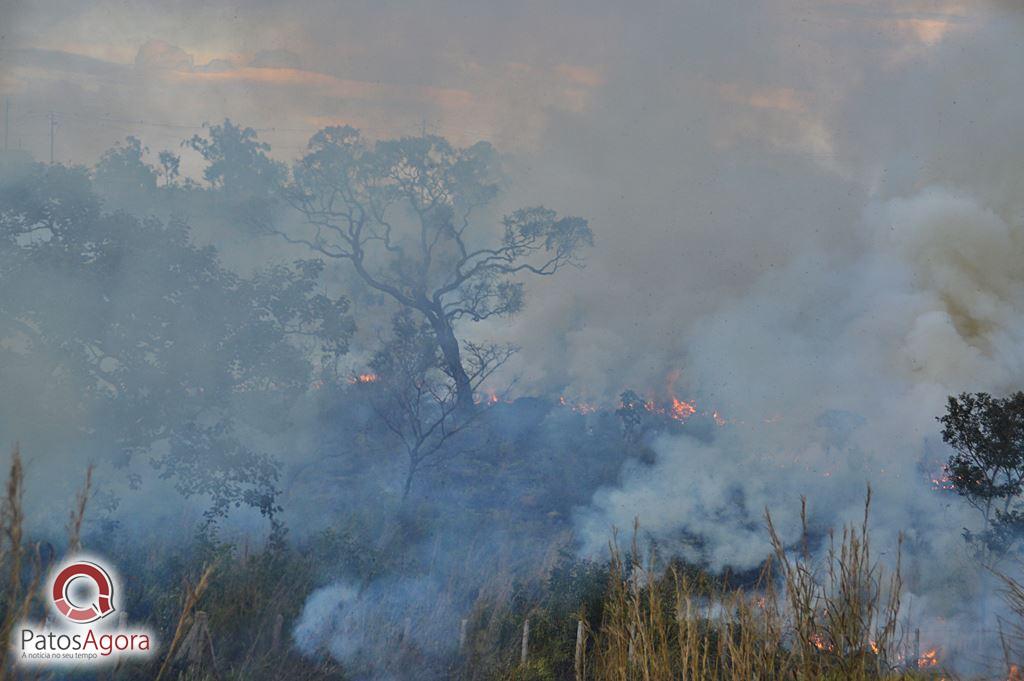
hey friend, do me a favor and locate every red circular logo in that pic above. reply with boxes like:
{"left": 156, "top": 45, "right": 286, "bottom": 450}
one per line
{"left": 51, "top": 561, "right": 116, "bottom": 624}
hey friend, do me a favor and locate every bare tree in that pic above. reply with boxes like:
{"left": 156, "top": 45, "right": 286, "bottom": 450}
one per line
{"left": 364, "top": 311, "right": 514, "bottom": 499}
{"left": 268, "top": 127, "right": 592, "bottom": 410}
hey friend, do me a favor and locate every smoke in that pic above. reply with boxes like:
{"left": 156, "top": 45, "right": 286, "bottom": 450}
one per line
{"left": 294, "top": 576, "right": 460, "bottom": 679}
{"left": 557, "top": 5, "right": 1024, "bottom": 666}
{"left": 575, "top": 186, "right": 1024, "bottom": 565}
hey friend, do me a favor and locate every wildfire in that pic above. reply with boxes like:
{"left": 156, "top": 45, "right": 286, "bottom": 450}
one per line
{"left": 559, "top": 396, "right": 599, "bottom": 415}
{"left": 930, "top": 465, "right": 956, "bottom": 491}
{"left": 670, "top": 397, "right": 697, "bottom": 420}
{"left": 918, "top": 648, "right": 939, "bottom": 668}
{"left": 640, "top": 395, "right": 726, "bottom": 426}
{"left": 478, "top": 389, "right": 501, "bottom": 405}
{"left": 349, "top": 373, "right": 378, "bottom": 384}
{"left": 809, "top": 633, "right": 833, "bottom": 652}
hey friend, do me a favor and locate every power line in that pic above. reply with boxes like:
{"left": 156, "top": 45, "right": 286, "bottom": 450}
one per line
{"left": 7, "top": 106, "right": 521, "bottom": 163}
{"left": 48, "top": 111, "right": 57, "bottom": 164}
{"left": 34, "top": 109, "right": 485, "bottom": 141}
{"left": 58, "top": 110, "right": 309, "bottom": 135}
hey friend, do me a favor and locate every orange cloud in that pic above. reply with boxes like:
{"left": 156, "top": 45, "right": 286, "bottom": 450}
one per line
{"left": 717, "top": 83, "right": 809, "bottom": 114}
{"left": 891, "top": 17, "right": 958, "bottom": 46}
{"left": 171, "top": 67, "right": 475, "bottom": 108}
{"left": 555, "top": 63, "right": 604, "bottom": 88}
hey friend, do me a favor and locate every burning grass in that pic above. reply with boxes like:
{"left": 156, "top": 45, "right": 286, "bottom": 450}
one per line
{"left": 482, "top": 491, "right": 1006, "bottom": 681}
{"left": 574, "top": 492, "right": 917, "bottom": 681}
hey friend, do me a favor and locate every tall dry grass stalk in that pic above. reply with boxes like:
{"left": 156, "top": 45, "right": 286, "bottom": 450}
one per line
{"left": 766, "top": 487, "right": 904, "bottom": 680}
{"left": 0, "top": 444, "right": 38, "bottom": 681}
{"left": 0, "top": 446, "right": 100, "bottom": 680}
{"left": 66, "top": 462, "right": 93, "bottom": 554}
{"left": 993, "top": 569, "right": 1024, "bottom": 679}
{"left": 583, "top": 489, "right": 916, "bottom": 681}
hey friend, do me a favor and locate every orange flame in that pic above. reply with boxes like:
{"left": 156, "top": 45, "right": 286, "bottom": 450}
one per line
{"left": 560, "top": 396, "right": 599, "bottom": 414}
{"left": 478, "top": 389, "right": 500, "bottom": 405}
{"left": 670, "top": 397, "right": 697, "bottom": 420}
{"left": 637, "top": 391, "right": 728, "bottom": 425}
{"left": 918, "top": 648, "right": 939, "bottom": 668}
{"left": 349, "top": 373, "right": 378, "bottom": 384}
{"left": 931, "top": 465, "right": 955, "bottom": 491}
{"left": 809, "top": 633, "right": 832, "bottom": 652}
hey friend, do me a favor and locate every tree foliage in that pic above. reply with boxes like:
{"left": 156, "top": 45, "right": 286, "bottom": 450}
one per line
{"left": 93, "top": 135, "right": 159, "bottom": 196}
{"left": 186, "top": 119, "right": 286, "bottom": 197}
{"left": 939, "top": 391, "right": 1024, "bottom": 554}
{"left": 0, "top": 161, "right": 354, "bottom": 523}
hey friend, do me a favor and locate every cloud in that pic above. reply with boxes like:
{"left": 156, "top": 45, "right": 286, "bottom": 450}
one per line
{"left": 249, "top": 49, "right": 302, "bottom": 70}
{"left": 195, "top": 58, "right": 236, "bottom": 73}
{"left": 0, "top": 47, "right": 128, "bottom": 79}
{"left": 555, "top": 63, "right": 604, "bottom": 88}
{"left": 134, "top": 39, "right": 193, "bottom": 71}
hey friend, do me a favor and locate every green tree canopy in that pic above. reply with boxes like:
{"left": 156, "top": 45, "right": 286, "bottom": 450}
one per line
{"left": 940, "top": 391, "right": 1024, "bottom": 555}
{"left": 0, "top": 161, "right": 354, "bottom": 523}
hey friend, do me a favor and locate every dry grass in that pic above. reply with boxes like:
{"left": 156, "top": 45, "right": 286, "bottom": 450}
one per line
{"left": 993, "top": 570, "right": 1024, "bottom": 678}
{"left": 0, "top": 444, "right": 38, "bottom": 681}
{"left": 6, "top": 447, "right": 1024, "bottom": 681}
{"left": 66, "top": 461, "right": 93, "bottom": 555}
{"left": 575, "top": 489, "right": 932, "bottom": 681}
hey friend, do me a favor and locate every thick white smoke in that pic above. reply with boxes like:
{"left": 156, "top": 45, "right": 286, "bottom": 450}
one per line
{"left": 290, "top": 4, "right": 1024, "bottom": 671}
{"left": 293, "top": 576, "right": 460, "bottom": 679}
{"left": 564, "top": 180, "right": 1024, "bottom": 671}
{"left": 575, "top": 185, "right": 1024, "bottom": 570}
{"left": 563, "top": 2, "right": 1024, "bottom": 584}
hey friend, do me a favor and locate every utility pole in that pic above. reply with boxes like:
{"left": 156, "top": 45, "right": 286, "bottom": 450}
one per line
{"left": 48, "top": 111, "right": 57, "bottom": 164}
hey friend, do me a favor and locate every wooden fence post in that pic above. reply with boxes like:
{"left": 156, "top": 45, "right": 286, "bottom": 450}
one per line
{"left": 574, "top": 619, "right": 586, "bottom": 681}
{"left": 520, "top": 618, "right": 530, "bottom": 665}
{"left": 271, "top": 613, "right": 284, "bottom": 651}
{"left": 172, "top": 610, "right": 220, "bottom": 680}
{"left": 402, "top": 617, "right": 412, "bottom": 644}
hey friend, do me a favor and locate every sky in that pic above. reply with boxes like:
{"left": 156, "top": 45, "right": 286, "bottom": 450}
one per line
{"left": 0, "top": 1, "right": 977, "bottom": 163}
